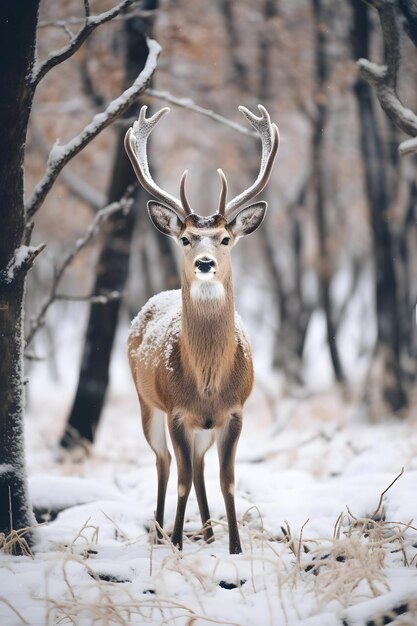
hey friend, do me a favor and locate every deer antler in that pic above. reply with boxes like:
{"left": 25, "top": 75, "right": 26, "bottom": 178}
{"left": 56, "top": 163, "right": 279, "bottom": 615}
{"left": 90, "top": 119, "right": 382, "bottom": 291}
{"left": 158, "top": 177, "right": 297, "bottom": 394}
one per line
{"left": 124, "top": 106, "right": 193, "bottom": 219}
{"left": 221, "top": 105, "right": 279, "bottom": 220}
{"left": 125, "top": 104, "right": 278, "bottom": 222}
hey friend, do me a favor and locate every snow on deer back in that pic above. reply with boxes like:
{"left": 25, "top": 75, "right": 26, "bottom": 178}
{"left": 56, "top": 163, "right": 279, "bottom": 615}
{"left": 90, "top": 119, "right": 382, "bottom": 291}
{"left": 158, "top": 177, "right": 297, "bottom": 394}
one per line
{"left": 125, "top": 104, "right": 279, "bottom": 554}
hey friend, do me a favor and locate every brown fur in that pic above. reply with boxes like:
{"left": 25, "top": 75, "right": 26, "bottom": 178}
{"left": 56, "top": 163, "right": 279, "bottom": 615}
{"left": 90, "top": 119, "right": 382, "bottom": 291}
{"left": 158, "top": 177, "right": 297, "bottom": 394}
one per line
{"left": 128, "top": 245, "right": 253, "bottom": 554}
{"left": 125, "top": 105, "right": 278, "bottom": 555}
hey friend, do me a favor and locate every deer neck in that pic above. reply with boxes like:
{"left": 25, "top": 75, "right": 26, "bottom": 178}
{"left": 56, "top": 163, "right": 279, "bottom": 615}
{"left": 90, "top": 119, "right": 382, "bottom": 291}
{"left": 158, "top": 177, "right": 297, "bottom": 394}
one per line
{"left": 180, "top": 275, "right": 237, "bottom": 397}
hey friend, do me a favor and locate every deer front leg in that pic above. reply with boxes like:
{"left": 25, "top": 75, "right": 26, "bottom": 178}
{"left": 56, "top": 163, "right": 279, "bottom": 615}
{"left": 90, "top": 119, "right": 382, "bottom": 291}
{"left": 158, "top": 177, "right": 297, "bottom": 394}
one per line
{"left": 193, "top": 430, "right": 215, "bottom": 543}
{"left": 139, "top": 397, "right": 171, "bottom": 540}
{"left": 168, "top": 414, "right": 193, "bottom": 550}
{"left": 217, "top": 413, "right": 242, "bottom": 554}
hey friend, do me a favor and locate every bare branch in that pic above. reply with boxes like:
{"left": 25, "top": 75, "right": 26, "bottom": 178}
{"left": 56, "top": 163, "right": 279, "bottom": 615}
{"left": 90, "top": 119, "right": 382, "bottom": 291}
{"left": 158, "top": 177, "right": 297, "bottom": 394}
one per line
{"left": 55, "top": 290, "right": 122, "bottom": 303}
{"left": 357, "top": 0, "right": 417, "bottom": 154}
{"left": 37, "top": 8, "right": 156, "bottom": 31}
{"left": 25, "top": 186, "right": 136, "bottom": 348}
{"left": 399, "top": 135, "right": 417, "bottom": 156}
{"left": 30, "top": 124, "right": 106, "bottom": 211}
{"left": 58, "top": 167, "right": 106, "bottom": 211}
{"left": 83, "top": 0, "right": 91, "bottom": 19}
{"left": 25, "top": 38, "right": 161, "bottom": 220}
{"left": 371, "top": 467, "right": 404, "bottom": 519}
{"left": 144, "top": 88, "right": 257, "bottom": 137}
{"left": 31, "top": 0, "right": 135, "bottom": 88}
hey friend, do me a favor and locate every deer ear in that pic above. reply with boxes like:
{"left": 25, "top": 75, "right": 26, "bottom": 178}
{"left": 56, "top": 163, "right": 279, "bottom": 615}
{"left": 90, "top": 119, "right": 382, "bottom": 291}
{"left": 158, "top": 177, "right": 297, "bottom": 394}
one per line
{"left": 228, "top": 201, "right": 267, "bottom": 238}
{"left": 148, "top": 201, "right": 184, "bottom": 237}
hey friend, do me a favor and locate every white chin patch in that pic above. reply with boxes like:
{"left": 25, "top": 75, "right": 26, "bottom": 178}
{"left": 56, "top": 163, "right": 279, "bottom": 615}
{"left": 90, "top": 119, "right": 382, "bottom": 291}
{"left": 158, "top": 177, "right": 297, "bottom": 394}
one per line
{"left": 191, "top": 280, "right": 225, "bottom": 302}
{"left": 195, "top": 270, "right": 215, "bottom": 281}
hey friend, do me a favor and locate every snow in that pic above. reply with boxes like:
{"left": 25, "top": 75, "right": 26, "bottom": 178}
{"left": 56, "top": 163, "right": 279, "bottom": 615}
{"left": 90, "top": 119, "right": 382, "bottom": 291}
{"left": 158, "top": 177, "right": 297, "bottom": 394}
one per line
{"left": 1, "top": 315, "right": 417, "bottom": 626}
{"left": 3, "top": 245, "right": 37, "bottom": 284}
{"left": 129, "top": 289, "right": 252, "bottom": 371}
{"left": 399, "top": 135, "right": 417, "bottom": 157}
{"left": 129, "top": 289, "right": 181, "bottom": 371}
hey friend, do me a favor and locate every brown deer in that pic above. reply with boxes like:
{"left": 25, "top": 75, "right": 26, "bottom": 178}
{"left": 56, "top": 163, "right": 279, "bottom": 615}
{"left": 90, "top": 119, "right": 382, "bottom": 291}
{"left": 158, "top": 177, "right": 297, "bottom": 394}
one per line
{"left": 125, "top": 104, "right": 279, "bottom": 554}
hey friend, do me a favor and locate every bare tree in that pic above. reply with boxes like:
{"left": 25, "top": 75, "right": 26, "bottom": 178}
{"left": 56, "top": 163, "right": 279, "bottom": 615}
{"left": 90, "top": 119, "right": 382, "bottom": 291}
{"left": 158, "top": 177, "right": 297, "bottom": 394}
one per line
{"left": 0, "top": 0, "right": 160, "bottom": 548}
{"left": 350, "top": 0, "right": 408, "bottom": 415}
{"left": 310, "top": 0, "right": 346, "bottom": 384}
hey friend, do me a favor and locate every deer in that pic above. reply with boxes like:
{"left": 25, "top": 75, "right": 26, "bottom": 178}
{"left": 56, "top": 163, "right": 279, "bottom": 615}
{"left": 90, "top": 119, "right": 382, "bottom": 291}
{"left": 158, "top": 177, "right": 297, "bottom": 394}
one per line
{"left": 125, "top": 104, "right": 279, "bottom": 554}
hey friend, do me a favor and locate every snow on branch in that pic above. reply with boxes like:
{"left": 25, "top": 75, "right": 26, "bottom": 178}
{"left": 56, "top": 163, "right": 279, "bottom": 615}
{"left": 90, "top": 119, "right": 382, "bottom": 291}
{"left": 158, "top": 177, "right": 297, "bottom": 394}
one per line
{"left": 25, "top": 185, "right": 136, "bottom": 349}
{"left": 357, "top": 0, "right": 417, "bottom": 155}
{"left": 399, "top": 135, "right": 417, "bottom": 157}
{"left": 25, "top": 38, "right": 161, "bottom": 220}
{"left": 2, "top": 244, "right": 46, "bottom": 285}
{"left": 31, "top": 124, "right": 106, "bottom": 211}
{"left": 31, "top": 0, "right": 136, "bottom": 88}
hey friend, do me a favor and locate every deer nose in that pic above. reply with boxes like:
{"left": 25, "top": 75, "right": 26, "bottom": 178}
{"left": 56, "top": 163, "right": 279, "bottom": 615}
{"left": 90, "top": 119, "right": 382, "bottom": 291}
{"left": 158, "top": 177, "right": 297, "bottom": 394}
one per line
{"left": 195, "top": 257, "right": 216, "bottom": 273}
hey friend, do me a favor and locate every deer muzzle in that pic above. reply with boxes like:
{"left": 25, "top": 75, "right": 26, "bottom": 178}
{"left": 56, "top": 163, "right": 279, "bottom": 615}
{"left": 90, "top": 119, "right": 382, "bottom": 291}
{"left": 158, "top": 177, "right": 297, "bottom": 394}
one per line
{"left": 194, "top": 256, "right": 217, "bottom": 279}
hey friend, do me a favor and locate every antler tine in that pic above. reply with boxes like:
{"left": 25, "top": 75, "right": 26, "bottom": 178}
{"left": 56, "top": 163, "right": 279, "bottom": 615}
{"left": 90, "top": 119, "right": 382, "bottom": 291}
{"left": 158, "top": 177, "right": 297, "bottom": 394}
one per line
{"left": 179, "top": 170, "right": 193, "bottom": 216}
{"left": 216, "top": 168, "right": 228, "bottom": 216}
{"left": 124, "top": 105, "right": 187, "bottom": 219}
{"left": 224, "top": 104, "right": 279, "bottom": 220}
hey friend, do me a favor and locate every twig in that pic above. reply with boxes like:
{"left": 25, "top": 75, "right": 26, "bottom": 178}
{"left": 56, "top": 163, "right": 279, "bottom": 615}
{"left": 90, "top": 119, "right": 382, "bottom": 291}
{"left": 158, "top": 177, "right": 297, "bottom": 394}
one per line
{"left": 25, "top": 187, "right": 135, "bottom": 348}
{"left": 25, "top": 37, "right": 160, "bottom": 220}
{"left": 144, "top": 88, "right": 258, "bottom": 137}
{"left": 54, "top": 290, "right": 122, "bottom": 303}
{"left": 31, "top": 0, "right": 136, "bottom": 88}
{"left": 371, "top": 467, "right": 405, "bottom": 519}
{"left": 37, "top": 8, "right": 156, "bottom": 30}
{"left": 357, "top": 0, "right": 417, "bottom": 154}
{"left": 0, "top": 597, "right": 29, "bottom": 625}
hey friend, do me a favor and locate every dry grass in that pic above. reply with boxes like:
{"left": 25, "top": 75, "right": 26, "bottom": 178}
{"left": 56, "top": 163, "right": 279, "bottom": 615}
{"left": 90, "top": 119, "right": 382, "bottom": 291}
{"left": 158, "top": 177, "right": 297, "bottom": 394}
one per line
{"left": 40, "top": 509, "right": 417, "bottom": 625}
{"left": 0, "top": 527, "right": 34, "bottom": 558}
{"left": 2, "top": 472, "right": 416, "bottom": 626}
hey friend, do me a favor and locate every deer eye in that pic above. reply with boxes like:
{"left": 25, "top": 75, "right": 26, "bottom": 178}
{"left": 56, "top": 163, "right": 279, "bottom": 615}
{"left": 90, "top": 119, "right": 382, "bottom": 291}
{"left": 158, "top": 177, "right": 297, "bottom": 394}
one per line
{"left": 221, "top": 237, "right": 230, "bottom": 246}
{"left": 181, "top": 236, "right": 190, "bottom": 246}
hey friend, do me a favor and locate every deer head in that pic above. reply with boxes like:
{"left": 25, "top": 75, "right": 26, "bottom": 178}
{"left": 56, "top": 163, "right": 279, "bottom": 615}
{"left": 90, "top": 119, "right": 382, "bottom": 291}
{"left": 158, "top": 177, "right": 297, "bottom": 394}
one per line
{"left": 124, "top": 105, "right": 279, "bottom": 300}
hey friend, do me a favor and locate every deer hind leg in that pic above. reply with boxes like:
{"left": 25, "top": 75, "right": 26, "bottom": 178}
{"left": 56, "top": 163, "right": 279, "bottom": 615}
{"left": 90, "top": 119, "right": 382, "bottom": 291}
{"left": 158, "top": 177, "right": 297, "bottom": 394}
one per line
{"left": 139, "top": 397, "right": 171, "bottom": 538}
{"left": 193, "top": 430, "right": 215, "bottom": 544}
{"left": 216, "top": 412, "right": 243, "bottom": 554}
{"left": 168, "top": 413, "right": 193, "bottom": 550}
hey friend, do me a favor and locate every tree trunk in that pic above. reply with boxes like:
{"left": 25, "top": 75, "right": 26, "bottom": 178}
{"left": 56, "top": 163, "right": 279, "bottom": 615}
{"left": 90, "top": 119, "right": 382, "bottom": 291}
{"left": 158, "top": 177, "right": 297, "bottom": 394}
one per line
{"left": 350, "top": 0, "right": 407, "bottom": 415}
{"left": 311, "top": 0, "right": 345, "bottom": 384}
{"left": 0, "top": 0, "right": 40, "bottom": 546}
{"left": 61, "top": 5, "right": 161, "bottom": 448}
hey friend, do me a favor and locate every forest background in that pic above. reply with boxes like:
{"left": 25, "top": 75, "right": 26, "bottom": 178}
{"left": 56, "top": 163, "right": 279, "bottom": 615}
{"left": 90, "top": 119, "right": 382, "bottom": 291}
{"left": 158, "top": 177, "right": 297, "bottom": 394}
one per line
{"left": 0, "top": 0, "right": 417, "bottom": 624}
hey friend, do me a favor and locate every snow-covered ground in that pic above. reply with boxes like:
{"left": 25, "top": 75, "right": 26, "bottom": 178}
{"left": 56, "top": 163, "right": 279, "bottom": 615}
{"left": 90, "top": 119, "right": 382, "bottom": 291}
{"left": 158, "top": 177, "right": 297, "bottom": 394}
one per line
{"left": 1, "top": 318, "right": 417, "bottom": 626}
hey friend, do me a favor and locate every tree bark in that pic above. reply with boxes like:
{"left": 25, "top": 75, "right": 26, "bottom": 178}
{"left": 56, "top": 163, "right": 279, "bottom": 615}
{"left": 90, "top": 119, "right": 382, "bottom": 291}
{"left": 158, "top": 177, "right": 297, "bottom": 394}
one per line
{"left": 350, "top": 0, "right": 407, "bottom": 414}
{"left": 311, "top": 0, "right": 345, "bottom": 383}
{"left": 61, "top": 4, "right": 165, "bottom": 448}
{"left": 0, "top": 0, "right": 40, "bottom": 546}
